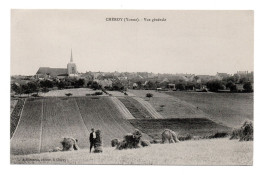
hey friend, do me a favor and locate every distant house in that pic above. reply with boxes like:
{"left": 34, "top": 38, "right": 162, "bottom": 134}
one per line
{"left": 132, "top": 83, "right": 138, "bottom": 89}
{"left": 216, "top": 72, "right": 230, "bottom": 80}
{"left": 235, "top": 83, "right": 244, "bottom": 92}
{"left": 168, "top": 83, "right": 176, "bottom": 90}
{"left": 96, "top": 79, "right": 113, "bottom": 88}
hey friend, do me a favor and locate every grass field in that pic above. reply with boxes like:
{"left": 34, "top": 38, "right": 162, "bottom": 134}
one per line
{"left": 165, "top": 91, "right": 253, "bottom": 127}
{"left": 11, "top": 138, "right": 253, "bottom": 165}
{"left": 129, "top": 118, "right": 231, "bottom": 140}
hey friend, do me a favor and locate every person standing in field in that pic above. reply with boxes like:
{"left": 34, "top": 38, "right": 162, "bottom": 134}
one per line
{"left": 89, "top": 128, "right": 96, "bottom": 153}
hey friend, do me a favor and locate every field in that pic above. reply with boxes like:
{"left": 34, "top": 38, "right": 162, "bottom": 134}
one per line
{"left": 129, "top": 118, "right": 232, "bottom": 140}
{"left": 11, "top": 138, "right": 253, "bottom": 165}
{"left": 10, "top": 99, "right": 25, "bottom": 138}
{"left": 128, "top": 90, "right": 253, "bottom": 128}
{"left": 128, "top": 90, "right": 211, "bottom": 119}
{"left": 11, "top": 98, "right": 43, "bottom": 155}
{"left": 40, "top": 88, "right": 107, "bottom": 97}
{"left": 10, "top": 97, "right": 151, "bottom": 155}
{"left": 10, "top": 99, "right": 18, "bottom": 114}
{"left": 165, "top": 91, "right": 253, "bottom": 127}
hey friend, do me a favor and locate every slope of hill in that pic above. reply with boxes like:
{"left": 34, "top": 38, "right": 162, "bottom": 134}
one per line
{"left": 165, "top": 92, "right": 253, "bottom": 127}
{"left": 10, "top": 97, "right": 151, "bottom": 155}
{"left": 129, "top": 118, "right": 232, "bottom": 140}
{"left": 109, "top": 97, "right": 135, "bottom": 119}
{"left": 117, "top": 96, "right": 163, "bottom": 119}
{"left": 11, "top": 98, "right": 43, "bottom": 155}
{"left": 128, "top": 90, "right": 210, "bottom": 119}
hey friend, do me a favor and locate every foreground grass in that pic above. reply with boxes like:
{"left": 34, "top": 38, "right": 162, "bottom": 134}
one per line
{"left": 11, "top": 138, "right": 253, "bottom": 165}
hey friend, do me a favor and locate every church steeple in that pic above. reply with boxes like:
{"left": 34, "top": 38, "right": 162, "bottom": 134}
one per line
{"left": 70, "top": 49, "right": 73, "bottom": 62}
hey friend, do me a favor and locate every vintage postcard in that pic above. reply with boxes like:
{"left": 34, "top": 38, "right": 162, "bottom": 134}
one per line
{"left": 10, "top": 10, "right": 253, "bottom": 165}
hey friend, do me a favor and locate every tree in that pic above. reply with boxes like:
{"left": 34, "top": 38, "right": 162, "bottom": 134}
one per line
{"left": 112, "top": 80, "right": 124, "bottom": 91}
{"left": 11, "top": 83, "right": 22, "bottom": 96}
{"left": 27, "top": 82, "right": 40, "bottom": 95}
{"left": 145, "top": 81, "right": 155, "bottom": 90}
{"left": 146, "top": 93, "right": 153, "bottom": 100}
{"left": 21, "top": 84, "right": 31, "bottom": 97}
{"left": 76, "top": 79, "right": 85, "bottom": 88}
{"left": 136, "top": 81, "right": 142, "bottom": 89}
{"left": 206, "top": 80, "right": 224, "bottom": 92}
{"left": 226, "top": 81, "right": 237, "bottom": 92}
{"left": 176, "top": 83, "right": 185, "bottom": 91}
{"left": 91, "top": 81, "right": 100, "bottom": 90}
{"left": 57, "top": 81, "right": 65, "bottom": 89}
{"left": 243, "top": 82, "right": 253, "bottom": 92}
{"left": 40, "top": 80, "right": 54, "bottom": 88}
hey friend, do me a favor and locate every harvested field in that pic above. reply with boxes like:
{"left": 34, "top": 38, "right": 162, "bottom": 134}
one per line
{"left": 76, "top": 97, "right": 151, "bottom": 146}
{"left": 10, "top": 99, "right": 25, "bottom": 138}
{"left": 11, "top": 138, "right": 253, "bottom": 165}
{"left": 11, "top": 98, "right": 42, "bottom": 155}
{"left": 129, "top": 118, "right": 232, "bottom": 140}
{"left": 165, "top": 91, "right": 253, "bottom": 127}
{"left": 117, "top": 97, "right": 153, "bottom": 119}
{"left": 11, "top": 97, "right": 151, "bottom": 155}
{"left": 132, "top": 97, "right": 163, "bottom": 119}
{"left": 110, "top": 97, "right": 135, "bottom": 119}
{"left": 40, "top": 98, "right": 89, "bottom": 153}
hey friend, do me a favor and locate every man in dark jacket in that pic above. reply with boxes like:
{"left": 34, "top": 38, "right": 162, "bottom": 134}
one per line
{"left": 89, "top": 128, "right": 96, "bottom": 153}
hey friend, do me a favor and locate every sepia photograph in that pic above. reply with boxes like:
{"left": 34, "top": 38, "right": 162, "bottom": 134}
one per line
{"left": 10, "top": 9, "right": 253, "bottom": 165}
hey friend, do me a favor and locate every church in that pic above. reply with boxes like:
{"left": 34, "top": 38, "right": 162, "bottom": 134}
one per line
{"left": 35, "top": 50, "right": 78, "bottom": 79}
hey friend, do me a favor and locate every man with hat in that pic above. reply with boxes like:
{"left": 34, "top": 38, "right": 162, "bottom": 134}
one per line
{"left": 89, "top": 128, "right": 96, "bottom": 153}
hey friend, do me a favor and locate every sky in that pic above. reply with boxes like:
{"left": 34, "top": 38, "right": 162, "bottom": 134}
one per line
{"left": 11, "top": 10, "right": 254, "bottom": 75}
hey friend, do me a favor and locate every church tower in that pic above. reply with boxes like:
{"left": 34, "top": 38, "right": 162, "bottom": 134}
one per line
{"left": 67, "top": 49, "right": 78, "bottom": 77}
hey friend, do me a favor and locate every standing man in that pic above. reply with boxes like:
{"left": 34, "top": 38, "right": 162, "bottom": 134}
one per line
{"left": 89, "top": 128, "right": 96, "bottom": 153}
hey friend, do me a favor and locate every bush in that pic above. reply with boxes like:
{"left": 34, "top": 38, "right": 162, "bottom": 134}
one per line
{"left": 42, "top": 87, "right": 49, "bottom": 93}
{"left": 146, "top": 93, "right": 153, "bottom": 98}
{"left": 206, "top": 80, "right": 224, "bottom": 92}
{"left": 178, "top": 134, "right": 193, "bottom": 141}
{"left": 31, "top": 93, "right": 40, "bottom": 97}
{"left": 65, "top": 93, "right": 73, "bottom": 97}
{"left": 93, "top": 91, "right": 103, "bottom": 96}
{"left": 208, "top": 132, "right": 229, "bottom": 139}
{"left": 243, "top": 82, "right": 253, "bottom": 92}
{"left": 230, "top": 120, "right": 253, "bottom": 141}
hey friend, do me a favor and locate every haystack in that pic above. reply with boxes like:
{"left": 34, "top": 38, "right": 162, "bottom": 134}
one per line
{"left": 94, "top": 130, "right": 103, "bottom": 153}
{"left": 61, "top": 138, "right": 80, "bottom": 151}
{"left": 230, "top": 120, "right": 253, "bottom": 141}
{"left": 116, "top": 129, "right": 144, "bottom": 150}
{"left": 140, "top": 140, "right": 151, "bottom": 147}
{"left": 111, "top": 139, "right": 119, "bottom": 147}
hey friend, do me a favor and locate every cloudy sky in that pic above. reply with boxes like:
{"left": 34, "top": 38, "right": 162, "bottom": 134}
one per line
{"left": 11, "top": 10, "right": 253, "bottom": 75}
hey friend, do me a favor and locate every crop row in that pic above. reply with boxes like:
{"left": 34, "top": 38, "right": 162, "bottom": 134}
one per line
{"left": 10, "top": 99, "right": 25, "bottom": 138}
